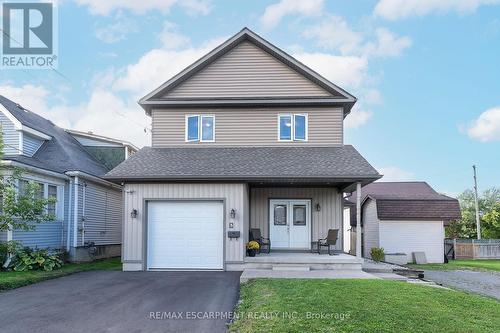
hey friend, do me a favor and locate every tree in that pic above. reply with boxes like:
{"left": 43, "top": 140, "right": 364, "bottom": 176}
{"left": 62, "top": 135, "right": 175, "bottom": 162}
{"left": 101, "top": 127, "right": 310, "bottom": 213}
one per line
{"left": 0, "top": 131, "right": 56, "bottom": 265}
{"left": 447, "top": 188, "right": 500, "bottom": 239}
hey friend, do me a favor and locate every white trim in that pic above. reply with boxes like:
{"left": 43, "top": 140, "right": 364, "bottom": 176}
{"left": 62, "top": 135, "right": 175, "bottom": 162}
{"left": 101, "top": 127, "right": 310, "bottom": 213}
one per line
{"left": 294, "top": 114, "right": 308, "bottom": 141}
{"left": 1, "top": 160, "right": 70, "bottom": 180}
{"left": 67, "top": 180, "right": 72, "bottom": 251}
{"left": 73, "top": 176, "right": 79, "bottom": 247}
{"left": 200, "top": 115, "right": 215, "bottom": 142}
{"left": 277, "top": 114, "right": 293, "bottom": 142}
{"left": 21, "top": 125, "right": 52, "bottom": 140}
{"left": 65, "top": 171, "right": 122, "bottom": 190}
{"left": 82, "top": 182, "right": 86, "bottom": 245}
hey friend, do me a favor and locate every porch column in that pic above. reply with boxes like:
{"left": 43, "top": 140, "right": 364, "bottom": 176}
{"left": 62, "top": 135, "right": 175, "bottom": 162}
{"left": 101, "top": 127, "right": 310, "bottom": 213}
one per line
{"left": 356, "top": 182, "right": 362, "bottom": 259}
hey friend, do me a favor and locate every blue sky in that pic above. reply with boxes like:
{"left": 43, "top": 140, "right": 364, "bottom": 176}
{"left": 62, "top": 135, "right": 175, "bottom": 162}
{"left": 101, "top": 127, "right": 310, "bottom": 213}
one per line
{"left": 1, "top": 0, "right": 499, "bottom": 196}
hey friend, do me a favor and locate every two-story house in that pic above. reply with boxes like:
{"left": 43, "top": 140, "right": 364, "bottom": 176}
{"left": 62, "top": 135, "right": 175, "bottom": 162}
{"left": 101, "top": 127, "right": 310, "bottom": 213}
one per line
{"left": 0, "top": 95, "right": 137, "bottom": 261}
{"left": 105, "top": 28, "right": 381, "bottom": 272}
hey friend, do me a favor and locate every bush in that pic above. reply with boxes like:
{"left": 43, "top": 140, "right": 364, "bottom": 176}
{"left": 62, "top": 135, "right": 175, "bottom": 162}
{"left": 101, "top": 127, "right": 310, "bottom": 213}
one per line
{"left": 370, "top": 247, "right": 385, "bottom": 262}
{"left": 0, "top": 241, "right": 22, "bottom": 269}
{"left": 12, "top": 247, "right": 63, "bottom": 271}
{"left": 247, "top": 241, "right": 260, "bottom": 250}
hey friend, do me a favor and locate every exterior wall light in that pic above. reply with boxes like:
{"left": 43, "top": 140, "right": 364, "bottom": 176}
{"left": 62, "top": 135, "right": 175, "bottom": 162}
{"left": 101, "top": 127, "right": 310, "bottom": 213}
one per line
{"left": 130, "top": 209, "right": 138, "bottom": 219}
{"left": 230, "top": 209, "right": 236, "bottom": 219}
{"left": 315, "top": 203, "right": 321, "bottom": 212}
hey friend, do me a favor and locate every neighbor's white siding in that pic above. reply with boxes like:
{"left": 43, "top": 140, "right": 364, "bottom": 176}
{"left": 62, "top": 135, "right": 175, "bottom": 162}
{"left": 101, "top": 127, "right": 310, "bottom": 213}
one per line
{"left": 250, "top": 187, "right": 343, "bottom": 251}
{"left": 165, "top": 41, "right": 331, "bottom": 99}
{"left": 379, "top": 220, "right": 445, "bottom": 263}
{"left": 362, "top": 198, "right": 379, "bottom": 258}
{"left": 122, "top": 183, "right": 248, "bottom": 270}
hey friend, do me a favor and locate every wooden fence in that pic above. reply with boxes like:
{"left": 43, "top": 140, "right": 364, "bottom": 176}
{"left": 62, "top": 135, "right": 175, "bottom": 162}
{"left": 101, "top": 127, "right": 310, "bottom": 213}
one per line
{"left": 445, "top": 239, "right": 500, "bottom": 259}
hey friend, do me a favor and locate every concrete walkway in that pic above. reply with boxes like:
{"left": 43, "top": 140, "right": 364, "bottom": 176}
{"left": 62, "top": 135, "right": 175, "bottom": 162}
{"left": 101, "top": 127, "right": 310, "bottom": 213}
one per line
{"left": 240, "top": 269, "right": 378, "bottom": 282}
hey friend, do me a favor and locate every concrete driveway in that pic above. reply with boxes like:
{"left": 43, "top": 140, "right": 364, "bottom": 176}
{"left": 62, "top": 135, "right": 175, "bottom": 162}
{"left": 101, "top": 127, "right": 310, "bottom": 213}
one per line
{"left": 424, "top": 269, "right": 500, "bottom": 300}
{"left": 0, "top": 270, "right": 241, "bottom": 333}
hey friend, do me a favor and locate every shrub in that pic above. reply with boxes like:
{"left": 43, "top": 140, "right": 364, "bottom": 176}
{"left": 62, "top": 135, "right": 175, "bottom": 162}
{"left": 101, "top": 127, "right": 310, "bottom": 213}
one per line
{"left": 370, "top": 247, "right": 385, "bottom": 262}
{"left": 247, "top": 241, "right": 260, "bottom": 250}
{"left": 12, "top": 247, "right": 63, "bottom": 271}
{"left": 0, "top": 241, "right": 22, "bottom": 269}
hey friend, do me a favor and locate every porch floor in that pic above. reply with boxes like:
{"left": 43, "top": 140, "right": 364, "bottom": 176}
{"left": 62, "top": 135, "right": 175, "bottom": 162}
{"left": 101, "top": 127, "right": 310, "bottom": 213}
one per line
{"left": 244, "top": 251, "right": 363, "bottom": 264}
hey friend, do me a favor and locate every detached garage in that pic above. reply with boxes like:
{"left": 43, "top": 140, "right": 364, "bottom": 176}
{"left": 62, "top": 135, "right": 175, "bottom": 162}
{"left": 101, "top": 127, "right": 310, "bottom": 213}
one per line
{"left": 348, "top": 182, "right": 461, "bottom": 263}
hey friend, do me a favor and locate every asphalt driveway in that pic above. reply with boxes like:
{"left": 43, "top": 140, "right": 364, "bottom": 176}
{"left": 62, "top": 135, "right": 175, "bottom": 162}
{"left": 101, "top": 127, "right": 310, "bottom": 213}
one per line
{"left": 0, "top": 270, "right": 241, "bottom": 333}
{"left": 424, "top": 269, "right": 500, "bottom": 300}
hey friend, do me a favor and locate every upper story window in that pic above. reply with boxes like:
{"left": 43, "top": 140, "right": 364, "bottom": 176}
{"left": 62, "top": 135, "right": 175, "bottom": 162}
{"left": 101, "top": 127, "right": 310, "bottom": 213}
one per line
{"left": 278, "top": 114, "right": 308, "bottom": 141}
{"left": 186, "top": 115, "right": 215, "bottom": 142}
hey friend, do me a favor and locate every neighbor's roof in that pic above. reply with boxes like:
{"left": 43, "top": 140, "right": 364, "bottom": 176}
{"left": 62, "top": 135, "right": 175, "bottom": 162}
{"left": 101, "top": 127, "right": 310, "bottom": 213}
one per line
{"left": 104, "top": 146, "right": 381, "bottom": 187}
{"left": 0, "top": 95, "right": 109, "bottom": 177}
{"left": 347, "top": 182, "right": 461, "bottom": 225}
{"left": 139, "top": 27, "right": 357, "bottom": 115}
{"left": 65, "top": 129, "right": 139, "bottom": 151}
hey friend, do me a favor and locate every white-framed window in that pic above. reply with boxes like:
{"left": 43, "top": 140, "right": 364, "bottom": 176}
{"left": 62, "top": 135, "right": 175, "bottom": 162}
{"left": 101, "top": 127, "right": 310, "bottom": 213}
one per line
{"left": 185, "top": 115, "right": 215, "bottom": 142}
{"left": 17, "top": 179, "right": 63, "bottom": 220}
{"left": 278, "top": 114, "right": 308, "bottom": 141}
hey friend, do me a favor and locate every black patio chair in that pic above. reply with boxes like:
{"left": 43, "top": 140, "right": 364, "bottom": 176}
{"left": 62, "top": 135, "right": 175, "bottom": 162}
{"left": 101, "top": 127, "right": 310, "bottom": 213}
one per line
{"left": 250, "top": 228, "right": 271, "bottom": 254}
{"left": 318, "top": 229, "right": 339, "bottom": 255}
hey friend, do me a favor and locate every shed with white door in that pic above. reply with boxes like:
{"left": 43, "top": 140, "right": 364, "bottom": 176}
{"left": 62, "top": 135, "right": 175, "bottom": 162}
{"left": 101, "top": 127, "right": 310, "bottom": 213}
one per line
{"left": 347, "top": 182, "right": 461, "bottom": 263}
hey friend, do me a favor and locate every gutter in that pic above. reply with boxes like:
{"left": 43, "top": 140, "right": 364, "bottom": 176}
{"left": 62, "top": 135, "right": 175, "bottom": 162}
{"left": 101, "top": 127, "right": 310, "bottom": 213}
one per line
{"left": 65, "top": 171, "right": 122, "bottom": 190}
{"left": 1, "top": 160, "right": 70, "bottom": 180}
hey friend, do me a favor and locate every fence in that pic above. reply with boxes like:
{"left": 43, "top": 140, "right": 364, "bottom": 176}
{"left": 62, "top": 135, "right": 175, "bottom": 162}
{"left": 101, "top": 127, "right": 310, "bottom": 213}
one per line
{"left": 445, "top": 239, "right": 500, "bottom": 259}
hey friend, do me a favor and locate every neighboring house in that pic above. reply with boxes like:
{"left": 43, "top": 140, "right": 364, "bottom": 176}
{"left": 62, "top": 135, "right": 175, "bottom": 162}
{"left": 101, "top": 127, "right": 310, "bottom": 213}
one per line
{"left": 105, "top": 28, "right": 381, "bottom": 271}
{"left": 346, "top": 182, "right": 461, "bottom": 263}
{"left": 0, "top": 95, "right": 137, "bottom": 261}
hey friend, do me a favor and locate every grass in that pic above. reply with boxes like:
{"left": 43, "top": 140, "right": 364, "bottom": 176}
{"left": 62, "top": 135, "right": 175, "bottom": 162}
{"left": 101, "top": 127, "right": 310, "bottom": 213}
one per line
{"left": 409, "top": 259, "right": 500, "bottom": 272}
{"left": 0, "top": 257, "right": 121, "bottom": 291}
{"left": 230, "top": 279, "right": 500, "bottom": 333}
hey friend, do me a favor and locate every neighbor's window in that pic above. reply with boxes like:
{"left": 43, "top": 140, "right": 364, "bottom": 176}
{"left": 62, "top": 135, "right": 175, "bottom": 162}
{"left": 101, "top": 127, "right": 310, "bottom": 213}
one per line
{"left": 47, "top": 185, "right": 57, "bottom": 216}
{"left": 186, "top": 115, "right": 215, "bottom": 142}
{"left": 278, "top": 114, "right": 307, "bottom": 141}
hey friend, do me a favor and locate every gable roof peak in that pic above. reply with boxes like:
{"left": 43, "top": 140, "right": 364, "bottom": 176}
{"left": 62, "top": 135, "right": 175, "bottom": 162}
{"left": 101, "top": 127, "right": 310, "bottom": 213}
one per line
{"left": 139, "top": 27, "right": 357, "bottom": 114}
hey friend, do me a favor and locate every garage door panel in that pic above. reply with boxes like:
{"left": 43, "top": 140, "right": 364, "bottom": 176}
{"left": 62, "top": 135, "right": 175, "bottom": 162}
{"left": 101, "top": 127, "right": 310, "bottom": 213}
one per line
{"left": 147, "top": 201, "right": 224, "bottom": 270}
{"left": 379, "top": 221, "right": 444, "bottom": 264}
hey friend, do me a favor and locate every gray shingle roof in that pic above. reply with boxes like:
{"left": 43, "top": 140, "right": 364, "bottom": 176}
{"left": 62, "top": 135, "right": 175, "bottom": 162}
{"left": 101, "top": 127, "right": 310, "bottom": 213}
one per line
{"left": 104, "top": 146, "right": 381, "bottom": 183}
{"left": 0, "top": 95, "right": 109, "bottom": 177}
{"left": 348, "top": 182, "right": 461, "bottom": 225}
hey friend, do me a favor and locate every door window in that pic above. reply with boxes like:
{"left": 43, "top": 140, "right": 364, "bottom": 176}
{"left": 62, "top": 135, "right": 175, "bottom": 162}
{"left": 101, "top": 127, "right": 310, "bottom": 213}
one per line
{"left": 293, "top": 205, "right": 307, "bottom": 226}
{"left": 273, "top": 204, "right": 287, "bottom": 225}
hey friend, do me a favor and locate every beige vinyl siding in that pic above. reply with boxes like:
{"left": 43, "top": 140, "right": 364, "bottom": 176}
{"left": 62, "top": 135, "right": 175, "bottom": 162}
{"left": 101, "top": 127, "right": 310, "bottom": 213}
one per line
{"left": 152, "top": 107, "right": 343, "bottom": 147}
{"left": 165, "top": 41, "right": 331, "bottom": 98}
{"left": 122, "top": 183, "right": 248, "bottom": 268}
{"left": 362, "top": 198, "right": 380, "bottom": 258}
{"left": 250, "top": 187, "right": 343, "bottom": 251}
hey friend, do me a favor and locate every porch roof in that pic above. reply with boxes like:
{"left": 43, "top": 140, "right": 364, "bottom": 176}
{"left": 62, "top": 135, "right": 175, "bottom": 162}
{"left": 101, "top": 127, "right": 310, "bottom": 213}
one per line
{"left": 104, "top": 145, "right": 381, "bottom": 190}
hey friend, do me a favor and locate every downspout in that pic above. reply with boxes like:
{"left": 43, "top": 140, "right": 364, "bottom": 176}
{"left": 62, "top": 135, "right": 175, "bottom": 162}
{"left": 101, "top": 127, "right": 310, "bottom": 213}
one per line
{"left": 66, "top": 179, "right": 73, "bottom": 252}
{"left": 356, "top": 182, "right": 362, "bottom": 259}
{"left": 73, "top": 176, "right": 79, "bottom": 248}
{"left": 82, "top": 182, "right": 86, "bottom": 245}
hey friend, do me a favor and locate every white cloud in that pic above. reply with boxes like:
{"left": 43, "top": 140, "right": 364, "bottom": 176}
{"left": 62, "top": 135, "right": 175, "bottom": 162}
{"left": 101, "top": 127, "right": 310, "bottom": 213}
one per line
{"left": 158, "top": 22, "right": 191, "bottom": 50}
{"left": 467, "top": 107, "right": 500, "bottom": 142}
{"left": 75, "top": 0, "right": 212, "bottom": 16}
{"left": 374, "top": 0, "right": 500, "bottom": 20}
{"left": 362, "top": 28, "right": 412, "bottom": 57}
{"left": 95, "top": 13, "right": 137, "bottom": 43}
{"left": 293, "top": 52, "right": 368, "bottom": 88}
{"left": 345, "top": 107, "right": 373, "bottom": 129}
{"left": 377, "top": 166, "right": 415, "bottom": 181}
{"left": 302, "top": 15, "right": 363, "bottom": 55}
{"left": 260, "top": 0, "right": 324, "bottom": 30}
{"left": 0, "top": 84, "right": 151, "bottom": 147}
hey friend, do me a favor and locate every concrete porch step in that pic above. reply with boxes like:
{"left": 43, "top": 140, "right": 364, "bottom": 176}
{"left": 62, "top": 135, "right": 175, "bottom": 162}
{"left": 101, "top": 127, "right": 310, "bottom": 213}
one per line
{"left": 240, "top": 269, "right": 379, "bottom": 282}
{"left": 272, "top": 265, "right": 310, "bottom": 271}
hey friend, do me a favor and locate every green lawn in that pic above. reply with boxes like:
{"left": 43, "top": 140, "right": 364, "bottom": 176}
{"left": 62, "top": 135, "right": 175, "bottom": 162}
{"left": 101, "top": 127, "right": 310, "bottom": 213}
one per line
{"left": 230, "top": 279, "right": 500, "bottom": 333}
{"left": 409, "top": 259, "right": 500, "bottom": 272}
{"left": 0, "top": 257, "right": 121, "bottom": 291}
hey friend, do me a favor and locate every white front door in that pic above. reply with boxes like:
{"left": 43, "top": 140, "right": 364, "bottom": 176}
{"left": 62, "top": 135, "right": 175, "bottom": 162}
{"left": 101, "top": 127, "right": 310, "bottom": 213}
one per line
{"left": 269, "top": 199, "right": 311, "bottom": 250}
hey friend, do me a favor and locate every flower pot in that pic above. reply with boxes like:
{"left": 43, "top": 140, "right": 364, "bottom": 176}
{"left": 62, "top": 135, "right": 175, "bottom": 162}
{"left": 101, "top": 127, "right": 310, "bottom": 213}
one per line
{"left": 247, "top": 249, "right": 257, "bottom": 257}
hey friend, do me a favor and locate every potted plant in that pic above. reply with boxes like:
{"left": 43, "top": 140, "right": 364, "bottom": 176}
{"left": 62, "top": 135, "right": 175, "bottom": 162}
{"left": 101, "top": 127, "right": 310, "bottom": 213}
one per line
{"left": 246, "top": 241, "right": 260, "bottom": 257}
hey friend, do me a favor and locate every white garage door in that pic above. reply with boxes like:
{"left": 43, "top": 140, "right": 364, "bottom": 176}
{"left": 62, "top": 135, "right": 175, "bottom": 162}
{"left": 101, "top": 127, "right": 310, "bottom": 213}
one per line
{"left": 147, "top": 201, "right": 224, "bottom": 270}
{"left": 379, "top": 221, "right": 444, "bottom": 263}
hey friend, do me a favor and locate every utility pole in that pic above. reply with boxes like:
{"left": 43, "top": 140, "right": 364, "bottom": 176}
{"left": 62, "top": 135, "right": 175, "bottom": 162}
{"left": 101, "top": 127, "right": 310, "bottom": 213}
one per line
{"left": 473, "top": 165, "right": 481, "bottom": 239}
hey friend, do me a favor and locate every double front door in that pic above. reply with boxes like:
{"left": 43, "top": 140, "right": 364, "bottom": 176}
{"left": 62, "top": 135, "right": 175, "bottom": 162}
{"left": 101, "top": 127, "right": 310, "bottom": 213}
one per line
{"left": 269, "top": 199, "right": 311, "bottom": 250}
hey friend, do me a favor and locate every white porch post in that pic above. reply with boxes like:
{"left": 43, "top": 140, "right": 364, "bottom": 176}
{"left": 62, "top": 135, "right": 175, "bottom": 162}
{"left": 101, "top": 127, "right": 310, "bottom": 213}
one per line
{"left": 356, "top": 182, "right": 362, "bottom": 259}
